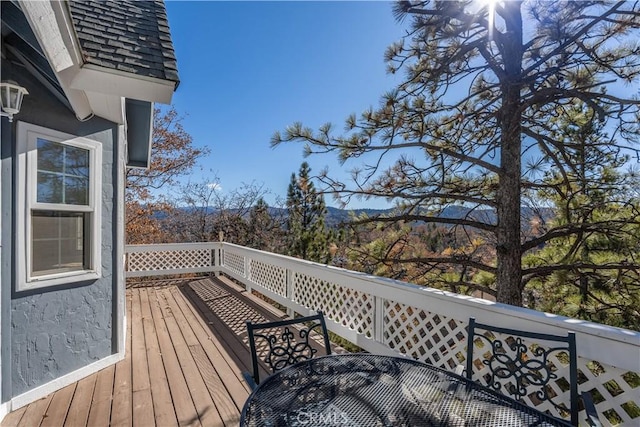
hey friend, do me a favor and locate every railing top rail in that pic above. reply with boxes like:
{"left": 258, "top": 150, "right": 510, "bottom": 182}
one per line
{"left": 125, "top": 242, "right": 220, "bottom": 252}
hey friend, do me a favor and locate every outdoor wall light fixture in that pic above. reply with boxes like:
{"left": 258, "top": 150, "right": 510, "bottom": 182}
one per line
{"left": 0, "top": 81, "right": 29, "bottom": 122}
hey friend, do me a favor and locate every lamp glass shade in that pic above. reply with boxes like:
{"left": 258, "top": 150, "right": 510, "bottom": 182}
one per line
{"left": 1, "top": 82, "right": 29, "bottom": 115}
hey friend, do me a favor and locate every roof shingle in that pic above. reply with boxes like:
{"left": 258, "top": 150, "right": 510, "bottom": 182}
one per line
{"left": 68, "top": 0, "right": 179, "bottom": 86}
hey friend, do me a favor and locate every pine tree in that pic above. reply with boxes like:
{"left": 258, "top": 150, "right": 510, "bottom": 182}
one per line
{"left": 523, "top": 102, "right": 640, "bottom": 329}
{"left": 247, "top": 198, "right": 286, "bottom": 252}
{"left": 286, "top": 162, "right": 331, "bottom": 263}
{"left": 273, "top": 1, "right": 640, "bottom": 306}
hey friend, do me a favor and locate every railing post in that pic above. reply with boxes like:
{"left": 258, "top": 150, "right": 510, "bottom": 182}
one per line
{"left": 215, "top": 233, "right": 224, "bottom": 277}
{"left": 212, "top": 245, "right": 219, "bottom": 276}
{"left": 375, "top": 296, "right": 385, "bottom": 343}
{"left": 286, "top": 268, "right": 294, "bottom": 318}
{"left": 244, "top": 254, "right": 252, "bottom": 293}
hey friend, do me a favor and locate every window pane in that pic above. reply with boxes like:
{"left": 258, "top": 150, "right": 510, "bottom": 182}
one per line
{"left": 64, "top": 176, "right": 89, "bottom": 205}
{"left": 32, "top": 211, "right": 59, "bottom": 239}
{"left": 31, "top": 211, "right": 89, "bottom": 277}
{"left": 64, "top": 145, "right": 89, "bottom": 178}
{"left": 37, "top": 139, "right": 64, "bottom": 173}
{"left": 37, "top": 172, "right": 63, "bottom": 203}
{"left": 36, "top": 139, "right": 90, "bottom": 206}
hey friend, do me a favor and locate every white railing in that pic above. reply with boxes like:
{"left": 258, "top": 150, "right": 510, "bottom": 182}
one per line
{"left": 125, "top": 242, "right": 219, "bottom": 277}
{"left": 125, "top": 242, "right": 640, "bottom": 426}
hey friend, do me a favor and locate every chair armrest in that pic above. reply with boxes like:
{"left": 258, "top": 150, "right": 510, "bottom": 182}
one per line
{"left": 242, "top": 371, "right": 258, "bottom": 391}
{"left": 581, "top": 391, "right": 602, "bottom": 427}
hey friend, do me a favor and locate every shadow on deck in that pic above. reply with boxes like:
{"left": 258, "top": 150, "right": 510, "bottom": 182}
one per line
{"left": 1, "top": 275, "right": 299, "bottom": 427}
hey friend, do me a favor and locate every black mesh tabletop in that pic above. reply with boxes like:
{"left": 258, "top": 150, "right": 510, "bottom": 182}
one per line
{"left": 240, "top": 354, "right": 573, "bottom": 427}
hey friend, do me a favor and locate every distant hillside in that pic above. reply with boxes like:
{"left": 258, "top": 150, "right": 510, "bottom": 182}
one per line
{"left": 324, "top": 207, "right": 392, "bottom": 227}
{"left": 324, "top": 206, "right": 553, "bottom": 228}
{"left": 162, "top": 205, "right": 554, "bottom": 229}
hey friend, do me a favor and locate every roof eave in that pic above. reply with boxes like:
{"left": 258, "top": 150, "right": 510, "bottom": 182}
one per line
{"left": 20, "top": 0, "right": 177, "bottom": 124}
{"left": 71, "top": 63, "right": 178, "bottom": 105}
{"left": 19, "top": 1, "right": 94, "bottom": 120}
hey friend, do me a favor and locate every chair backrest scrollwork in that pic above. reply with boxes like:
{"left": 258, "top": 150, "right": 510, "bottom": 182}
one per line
{"left": 246, "top": 311, "right": 332, "bottom": 385}
{"left": 465, "top": 317, "right": 579, "bottom": 426}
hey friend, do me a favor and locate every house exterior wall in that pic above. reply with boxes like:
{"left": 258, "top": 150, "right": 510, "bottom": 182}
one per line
{"left": 1, "top": 96, "right": 11, "bottom": 408}
{"left": 1, "top": 61, "right": 119, "bottom": 398}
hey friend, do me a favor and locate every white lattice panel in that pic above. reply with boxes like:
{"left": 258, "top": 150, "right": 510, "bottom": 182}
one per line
{"left": 384, "top": 300, "right": 467, "bottom": 371}
{"left": 293, "top": 272, "right": 374, "bottom": 338}
{"left": 127, "top": 249, "right": 211, "bottom": 272}
{"left": 576, "top": 359, "right": 639, "bottom": 427}
{"left": 223, "top": 251, "right": 245, "bottom": 277}
{"left": 249, "top": 260, "right": 287, "bottom": 296}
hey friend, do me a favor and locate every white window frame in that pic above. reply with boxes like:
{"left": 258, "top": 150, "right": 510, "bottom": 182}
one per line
{"left": 16, "top": 122, "right": 102, "bottom": 291}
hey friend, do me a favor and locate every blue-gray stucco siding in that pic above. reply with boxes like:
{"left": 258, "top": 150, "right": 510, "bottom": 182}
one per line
{"left": 1, "top": 60, "right": 119, "bottom": 398}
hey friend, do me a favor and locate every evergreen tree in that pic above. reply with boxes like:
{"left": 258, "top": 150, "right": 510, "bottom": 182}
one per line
{"left": 286, "top": 162, "right": 331, "bottom": 263}
{"left": 273, "top": 1, "right": 640, "bottom": 306}
{"left": 523, "top": 102, "right": 640, "bottom": 329}
{"left": 247, "top": 198, "right": 286, "bottom": 253}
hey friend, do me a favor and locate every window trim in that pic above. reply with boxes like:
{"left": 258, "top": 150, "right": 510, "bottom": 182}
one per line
{"left": 16, "top": 122, "right": 102, "bottom": 291}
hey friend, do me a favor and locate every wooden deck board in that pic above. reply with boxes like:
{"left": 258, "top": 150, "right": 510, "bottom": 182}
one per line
{"left": 110, "top": 287, "right": 133, "bottom": 427}
{"left": 1, "top": 277, "right": 290, "bottom": 427}
{"left": 40, "top": 383, "right": 76, "bottom": 427}
{"left": 0, "top": 406, "right": 26, "bottom": 427}
{"left": 157, "top": 288, "right": 223, "bottom": 427}
{"left": 63, "top": 373, "right": 96, "bottom": 427}
{"left": 181, "top": 283, "right": 271, "bottom": 382}
{"left": 147, "top": 287, "right": 201, "bottom": 427}
{"left": 171, "top": 285, "right": 253, "bottom": 396}
{"left": 167, "top": 286, "right": 247, "bottom": 425}
{"left": 131, "top": 288, "right": 155, "bottom": 427}
{"left": 139, "top": 287, "right": 178, "bottom": 427}
{"left": 17, "top": 395, "right": 52, "bottom": 427}
{"left": 86, "top": 363, "right": 115, "bottom": 427}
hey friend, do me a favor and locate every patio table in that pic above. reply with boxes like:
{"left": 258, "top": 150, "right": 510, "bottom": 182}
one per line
{"left": 240, "top": 353, "right": 572, "bottom": 427}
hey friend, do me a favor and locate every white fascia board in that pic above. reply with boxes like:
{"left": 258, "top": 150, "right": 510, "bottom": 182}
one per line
{"left": 56, "top": 66, "right": 94, "bottom": 121}
{"left": 71, "top": 64, "right": 176, "bottom": 105}
{"left": 19, "top": 1, "right": 79, "bottom": 72}
{"left": 20, "top": 1, "right": 95, "bottom": 121}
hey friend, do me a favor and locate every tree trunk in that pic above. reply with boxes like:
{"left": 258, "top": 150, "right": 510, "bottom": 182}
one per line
{"left": 495, "top": 1, "right": 524, "bottom": 306}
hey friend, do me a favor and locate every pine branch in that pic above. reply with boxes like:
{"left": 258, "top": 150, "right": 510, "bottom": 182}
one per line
{"left": 523, "top": 262, "right": 639, "bottom": 280}
{"left": 522, "top": 219, "right": 640, "bottom": 252}
{"left": 351, "top": 214, "right": 497, "bottom": 233}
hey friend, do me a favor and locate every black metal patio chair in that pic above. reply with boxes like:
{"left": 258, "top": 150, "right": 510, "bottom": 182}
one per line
{"left": 463, "top": 317, "right": 601, "bottom": 426}
{"left": 244, "top": 311, "right": 332, "bottom": 390}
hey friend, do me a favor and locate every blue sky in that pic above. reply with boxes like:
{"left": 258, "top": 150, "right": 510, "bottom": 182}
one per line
{"left": 164, "top": 1, "right": 407, "bottom": 209}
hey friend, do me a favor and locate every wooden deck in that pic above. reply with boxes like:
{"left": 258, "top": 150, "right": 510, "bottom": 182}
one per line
{"left": 1, "top": 276, "right": 294, "bottom": 427}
